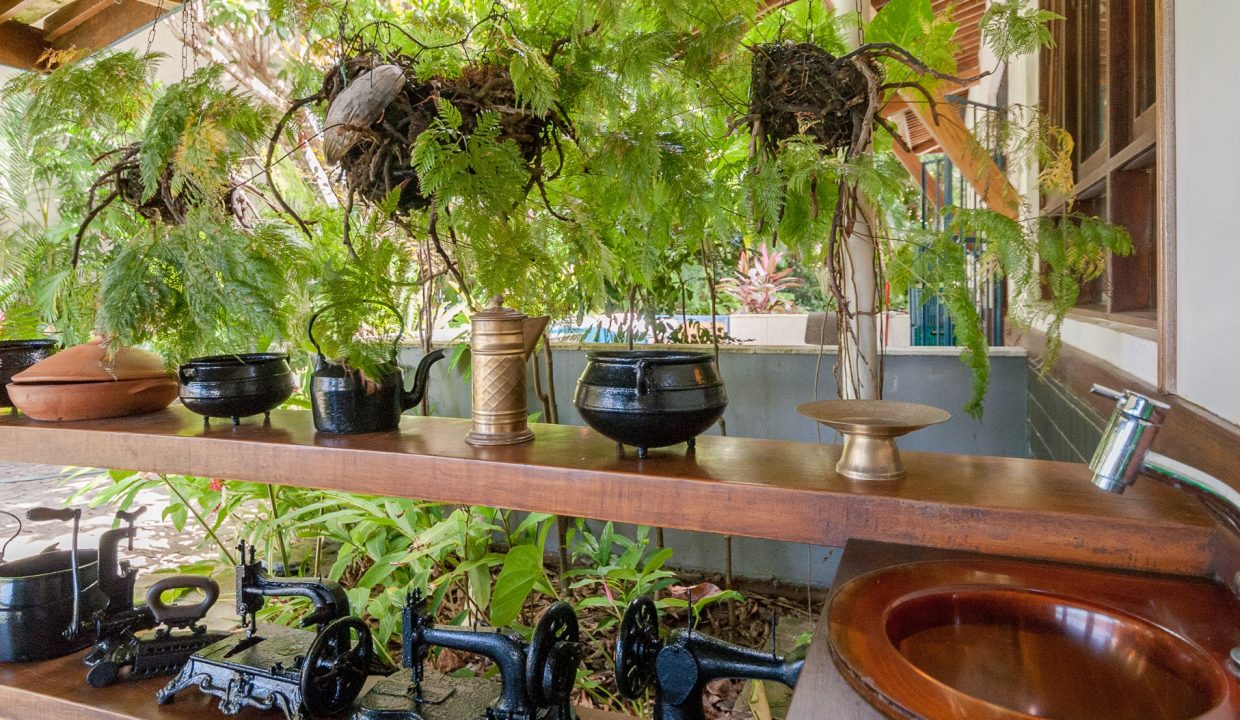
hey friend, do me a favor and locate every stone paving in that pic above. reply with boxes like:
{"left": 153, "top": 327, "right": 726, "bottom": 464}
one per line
{"left": 0, "top": 461, "right": 218, "bottom": 580}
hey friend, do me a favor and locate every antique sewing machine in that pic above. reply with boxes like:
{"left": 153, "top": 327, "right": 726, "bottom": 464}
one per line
{"left": 157, "top": 540, "right": 379, "bottom": 720}
{"left": 353, "top": 590, "right": 581, "bottom": 720}
{"left": 83, "top": 506, "right": 227, "bottom": 687}
{"left": 614, "top": 596, "right": 805, "bottom": 720}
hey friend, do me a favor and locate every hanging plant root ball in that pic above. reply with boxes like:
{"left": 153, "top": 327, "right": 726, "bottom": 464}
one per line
{"left": 108, "top": 143, "right": 193, "bottom": 224}
{"left": 320, "top": 54, "right": 554, "bottom": 214}
{"left": 748, "top": 42, "right": 882, "bottom": 154}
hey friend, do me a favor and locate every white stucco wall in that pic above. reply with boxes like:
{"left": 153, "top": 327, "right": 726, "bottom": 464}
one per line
{"left": 1175, "top": 1, "right": 1240, "bottom": 425}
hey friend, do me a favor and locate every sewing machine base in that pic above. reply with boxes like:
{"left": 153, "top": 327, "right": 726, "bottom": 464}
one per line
{"left": 156, "top": 624, "right": 313, "bottom": 720}
{"left": 352, "top": 669, "right": 503, "bottom": 720}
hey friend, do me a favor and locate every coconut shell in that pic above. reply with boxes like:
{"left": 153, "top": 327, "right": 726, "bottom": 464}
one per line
{"left": 322, "top": 64, "right": 407, "bottom": 166}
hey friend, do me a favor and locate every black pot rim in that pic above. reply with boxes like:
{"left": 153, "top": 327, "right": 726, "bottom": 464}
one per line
{"left": 584, "top": 350, "right": 714, "bottom": 365}
{"left": 181, "top": 353, "right": 290, "bottom": 368}
{"left": 0, "top": 339, "right": 57, "bottom": 351}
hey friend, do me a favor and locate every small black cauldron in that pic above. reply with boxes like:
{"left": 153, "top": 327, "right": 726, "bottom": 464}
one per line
{"left": 574, "top": 350, "right": 728, "bottom": 459}
{"left": 0, "top": 339, "right": 57, "bottom": 409}
{"left": 178, "top": 353, "right": 296, "bottom": 426}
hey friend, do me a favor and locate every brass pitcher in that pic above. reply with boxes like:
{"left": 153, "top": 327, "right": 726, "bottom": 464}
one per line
{"left": 464, "top": 298, "right": 549, "bottom": 446}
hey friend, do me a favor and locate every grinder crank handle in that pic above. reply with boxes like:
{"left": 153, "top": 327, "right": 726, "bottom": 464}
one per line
{"left": 147, "top": 576, "right": 220, "bottom": 626}
{"left": 27, "top": 507, "right": 84, "bottom": 639}
{"left": 25, "top": 507, "right": 79, "bottom": 522}
{"left": 115, "top": 506, "right": 146, "bottom": 523}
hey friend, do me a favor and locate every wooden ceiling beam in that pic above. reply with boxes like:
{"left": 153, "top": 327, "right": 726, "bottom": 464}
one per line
{"left": 0, "top": 0, "right": 37, "bottom": 23}
{"left": 904, "top": 86, "right": 1021, "bottom": 218}
{"left": 42, "top": 0, "right": 113, "bottom": 41}
{"left": 893, "top": 138, "right": 942, "bottom": 209}
{"left": 50, "top": 0, "right": 175, "bottom": 54}
{"left": 0, "top": 20, "right": 48, "bottom": 69}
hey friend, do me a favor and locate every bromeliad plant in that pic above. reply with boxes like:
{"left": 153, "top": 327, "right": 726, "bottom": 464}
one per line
{"left": 717, "top": 242, "right": 803, "bottom": 314}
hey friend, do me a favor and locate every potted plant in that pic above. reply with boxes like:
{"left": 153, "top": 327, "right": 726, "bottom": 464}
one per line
{"left": 717, "top": 242, "right": 809, "bottom": 345}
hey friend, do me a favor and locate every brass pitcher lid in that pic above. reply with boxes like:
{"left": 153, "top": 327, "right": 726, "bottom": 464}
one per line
{"left": 472, "top": 296, "right": 527, "bottom": 322}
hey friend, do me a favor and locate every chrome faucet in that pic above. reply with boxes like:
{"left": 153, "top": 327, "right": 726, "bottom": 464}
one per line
{"left": 1089, "top": 384, "right": 1240, "bottom": 539}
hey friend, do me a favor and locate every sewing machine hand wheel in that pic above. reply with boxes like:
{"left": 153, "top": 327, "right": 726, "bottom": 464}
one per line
{"left": 147, "top": 576, "right": 220, "bottom": 625}
{"left": 615, "top": 596, "right": 661, "bottom": 698}
{"left": 526, "top": 601, "right": 582, "bottom": 707}
{"left": 300, "top": 616, "right": 373, "bottom": 716}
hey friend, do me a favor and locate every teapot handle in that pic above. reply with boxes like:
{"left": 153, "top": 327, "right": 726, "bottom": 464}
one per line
{"left": 307, "top": 299, "right": 406, "bottom": 364}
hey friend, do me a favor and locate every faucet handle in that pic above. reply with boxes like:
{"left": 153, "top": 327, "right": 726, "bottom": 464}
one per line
{"left": 1091, "top": 384, "right": 1170, "bottom": 423}
{"left": 1090, "top": 384, "right": 1124, "bottom": 401}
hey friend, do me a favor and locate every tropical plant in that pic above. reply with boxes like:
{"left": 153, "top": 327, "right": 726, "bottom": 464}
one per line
{"left": 717, "top": 242, "right": 804, "bottom": 314}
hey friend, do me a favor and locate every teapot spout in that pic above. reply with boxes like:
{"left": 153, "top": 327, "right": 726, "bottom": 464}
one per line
{"left": 522, "top": 316, "right": 550, "bottom": 358}
{"left": 401, "top": 348, "right": 447, "bottom": 411}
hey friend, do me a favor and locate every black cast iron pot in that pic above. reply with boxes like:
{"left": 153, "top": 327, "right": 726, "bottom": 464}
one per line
{"left": 178, "top": 353, "right": 296, "bottom": 426}
{"left": 308, "top": 301, "right": 446, "bottom": 435}
{"left": 574, "top": 350, "right": 728, "bottom": 459}
{"left": 0, "top": 339, "right": 57, "bottom": 408}
{"left": 0, "top": 549, "right": 107, "bottom": 662}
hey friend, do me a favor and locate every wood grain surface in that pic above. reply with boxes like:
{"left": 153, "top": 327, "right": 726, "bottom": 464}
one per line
{"left": 0, "top": 406, "right": 1219, "bottom": 575}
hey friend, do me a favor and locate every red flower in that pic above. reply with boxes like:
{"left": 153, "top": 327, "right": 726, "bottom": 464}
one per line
{"left": 209, "top": 478, "right": 225, "bottom": 492}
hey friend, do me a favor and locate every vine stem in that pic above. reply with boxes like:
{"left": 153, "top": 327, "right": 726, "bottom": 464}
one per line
{"left": 267, "top": 484, "right": 292, "bottom": 575}
{"left": 160, "top": 474, "right": 236, "bottom": 565}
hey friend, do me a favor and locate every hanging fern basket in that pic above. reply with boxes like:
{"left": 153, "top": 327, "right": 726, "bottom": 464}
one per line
{"left": 748, "top": 42, "right": 883, "bottom": 155}
{"left": 319, "top": 56, "right": 554, "bottom": 213}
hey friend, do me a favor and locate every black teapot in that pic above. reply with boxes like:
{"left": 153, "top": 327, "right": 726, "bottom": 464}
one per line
{"left": 308, "top": 301, "right": 445, "bottom": 434}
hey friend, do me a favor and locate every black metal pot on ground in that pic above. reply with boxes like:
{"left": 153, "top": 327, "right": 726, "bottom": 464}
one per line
{"left": 178, "top": 353, "right": 296, "bottom": 425}
{"left": 308, "top": 301, "right": 446, "bottom": 434}
{"left": 0, "top": 339, "right": 57, "bottom": 408}
{"left": 574, "top": 350, "right": 728, "bottom": 459}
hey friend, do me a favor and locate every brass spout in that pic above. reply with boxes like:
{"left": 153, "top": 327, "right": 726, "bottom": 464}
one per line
{"left": 522, "top": 316, "right": 550, "bottom": 358}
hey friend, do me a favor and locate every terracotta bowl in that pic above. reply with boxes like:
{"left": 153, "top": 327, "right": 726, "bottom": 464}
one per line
{"left": 6, "top": 377, "right": 179, "bottom": 421}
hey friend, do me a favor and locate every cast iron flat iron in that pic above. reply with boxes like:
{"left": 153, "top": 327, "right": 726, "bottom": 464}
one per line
{"left": 83, "top": 506, "right": 228, "bottom": 687}
{"left": 353, "top": 590, "right": 581, "bottom": 720}
{"left": 614, "top": 596, "right": 804, "bottom": 720}
{"left": 158, "top": 540, "right": 382, "bottom": 720}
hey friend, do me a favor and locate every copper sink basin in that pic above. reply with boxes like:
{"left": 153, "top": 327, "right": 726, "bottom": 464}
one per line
{"left": 828, "top": 558, "right": 1240, "bottom": 719}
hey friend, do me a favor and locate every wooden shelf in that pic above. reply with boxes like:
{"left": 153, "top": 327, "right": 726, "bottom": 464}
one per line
{"left": 0, "top": 407, "right": 1218, "bottom": 575}
{"left": 0, "top": 650, "right": 626, "bottom": 720}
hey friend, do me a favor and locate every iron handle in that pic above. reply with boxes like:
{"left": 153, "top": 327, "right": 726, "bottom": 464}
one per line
{"left": 147, "top": 575, "right": 219, "bottom": 624}
{"left": 307, "top": 299, "right": 406, "bottom": 365}
{"left": 635, "top": 359, "right": 650, "bottom": 396}
{"left": 26, "top": 507, "right": 78, "bottom": 522}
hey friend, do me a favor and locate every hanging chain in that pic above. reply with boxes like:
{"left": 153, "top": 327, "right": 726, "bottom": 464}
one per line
{"left": 180, "top": 0, "right": 189, "bottom": 78}
{"left": 189, "top": 0, "right": 199, "bottom": 71}
{"left": 145, "top": 0, "right": 165, "bottom": 55}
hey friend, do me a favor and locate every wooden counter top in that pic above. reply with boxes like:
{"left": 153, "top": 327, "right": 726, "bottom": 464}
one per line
{"left": 0, "top": 407, "right": 1218, "bottom": 574}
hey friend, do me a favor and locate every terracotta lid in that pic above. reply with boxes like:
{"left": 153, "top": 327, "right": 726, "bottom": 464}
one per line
{"left": 10, "top": 341, "right": 171, "bottom": 384}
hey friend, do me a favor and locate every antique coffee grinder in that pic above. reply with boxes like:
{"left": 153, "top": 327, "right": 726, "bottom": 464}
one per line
{"left": 83, "top": 506, "right": 227, "bottom": 687}
{"left": 353, "top": 590, "right": 580, "bottom": 720}
{"left": 464, "top": 297, "right": 549, "bottom": 446}
{"left": 614, "top": 597, "right": 804, "bottom": 720}
{"left": 158, "top": 541, "right": 381, "bottom": 720}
